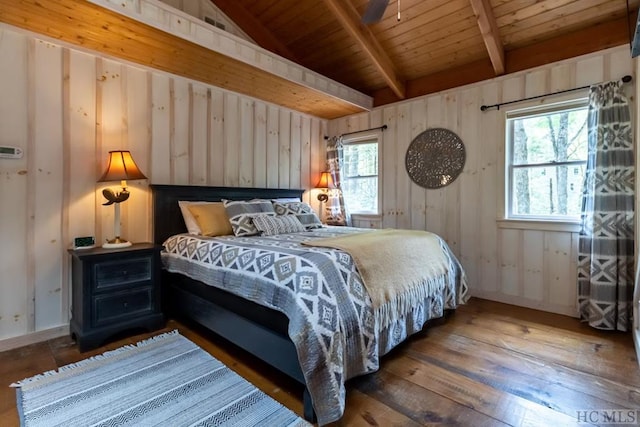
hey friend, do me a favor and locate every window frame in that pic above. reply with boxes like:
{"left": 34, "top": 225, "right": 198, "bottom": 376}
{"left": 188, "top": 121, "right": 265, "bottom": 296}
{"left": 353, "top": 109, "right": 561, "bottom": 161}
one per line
{"left": 502, "top": 95, "right": 589, "bottom": 225}
{"left": 341, "top": 132, "right": 381, "bottom": 215}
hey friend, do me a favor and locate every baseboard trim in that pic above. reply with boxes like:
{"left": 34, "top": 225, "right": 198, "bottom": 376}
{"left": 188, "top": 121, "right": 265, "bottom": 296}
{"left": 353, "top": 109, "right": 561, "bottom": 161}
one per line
{"left": 470, "top": 290, "right": 579, "bottom": 318}
{"left": 0, "top": 324, "right": 69, "bottom": 352}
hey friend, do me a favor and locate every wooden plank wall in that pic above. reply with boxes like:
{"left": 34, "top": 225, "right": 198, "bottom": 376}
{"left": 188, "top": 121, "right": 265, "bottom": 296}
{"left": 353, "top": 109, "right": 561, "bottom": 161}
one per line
{"left": 0, "top": 26, "right": 326, "bottom": 341}
{"left": 331, "top": 46, "right": 634, "bottom": 317}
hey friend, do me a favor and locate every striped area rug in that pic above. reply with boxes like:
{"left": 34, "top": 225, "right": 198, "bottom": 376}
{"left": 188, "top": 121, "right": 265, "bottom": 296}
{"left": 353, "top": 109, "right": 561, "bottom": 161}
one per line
{"left": 11, "top": 330, "right": 310, "bottom": 427}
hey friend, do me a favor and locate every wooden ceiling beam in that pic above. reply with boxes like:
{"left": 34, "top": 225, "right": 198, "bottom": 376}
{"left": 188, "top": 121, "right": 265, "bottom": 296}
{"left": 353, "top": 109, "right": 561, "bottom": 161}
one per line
{"left": 469, "top": 0, "right": 505, "bottom": 75}
{"left": 372, "top": 13, "right": 634, "bottom": 107}
{"left": 321, "top": 0, "right": 406, "bottom": 99}
{"left": 209, "top": 0, "right": 299, "bottom": 63}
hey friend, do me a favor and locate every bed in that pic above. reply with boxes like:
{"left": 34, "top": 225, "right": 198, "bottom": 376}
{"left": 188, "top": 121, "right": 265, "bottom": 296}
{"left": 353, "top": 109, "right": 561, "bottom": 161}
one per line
{"left": 151, "top": 184, "right": 468, "bottom": 425}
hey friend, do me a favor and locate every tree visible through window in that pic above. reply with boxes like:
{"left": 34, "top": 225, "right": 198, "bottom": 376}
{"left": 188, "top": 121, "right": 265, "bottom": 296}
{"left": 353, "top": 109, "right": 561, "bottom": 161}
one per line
{"left": 507, "top": 101, "right": 588, "bottom": 220}
{"left": 341, "top": 139, "right": 378, "bottom": 214}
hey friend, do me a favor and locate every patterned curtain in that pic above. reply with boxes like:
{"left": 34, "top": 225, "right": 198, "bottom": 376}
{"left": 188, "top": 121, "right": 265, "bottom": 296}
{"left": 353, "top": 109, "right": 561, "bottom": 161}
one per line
{"left": 325, "top": 136, "right": 350, "bottom": 226}
{"left": 578, "top": 81, "right": 634, "bottom": 331}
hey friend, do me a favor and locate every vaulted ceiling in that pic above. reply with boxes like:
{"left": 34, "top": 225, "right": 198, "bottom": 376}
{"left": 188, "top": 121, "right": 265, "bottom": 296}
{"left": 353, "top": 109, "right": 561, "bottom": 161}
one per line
{"left": 211, "top": 0, "right": 639, "bottom": 106}
{"left": 1, "top": 0, "right": 637, "bottom": 118}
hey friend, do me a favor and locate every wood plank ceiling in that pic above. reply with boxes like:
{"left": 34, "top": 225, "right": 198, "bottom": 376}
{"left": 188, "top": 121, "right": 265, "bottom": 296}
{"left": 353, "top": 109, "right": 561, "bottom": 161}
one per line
{"left": 0, "top": 0, "right": 637, "bottom": 116}
{"left": 212, "top": 0, "right": 639, "bottom": 107}
{"left": 0, "top": 0, "right": 370, "bottom": 119}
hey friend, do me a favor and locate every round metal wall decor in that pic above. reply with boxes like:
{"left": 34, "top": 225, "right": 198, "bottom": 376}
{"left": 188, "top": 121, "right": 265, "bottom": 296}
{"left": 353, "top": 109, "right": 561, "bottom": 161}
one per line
{"left": 405, "top": 128, "right": 466, "bottom": 189}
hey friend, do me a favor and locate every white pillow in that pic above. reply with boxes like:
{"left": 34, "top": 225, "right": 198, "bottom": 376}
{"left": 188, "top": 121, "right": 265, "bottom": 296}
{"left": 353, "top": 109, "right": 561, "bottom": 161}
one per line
{"left": 178, "top": 201, "right": 219, "bottom": 234}
{"left": 272, "top": 197, "right": 301, "bottom": 203}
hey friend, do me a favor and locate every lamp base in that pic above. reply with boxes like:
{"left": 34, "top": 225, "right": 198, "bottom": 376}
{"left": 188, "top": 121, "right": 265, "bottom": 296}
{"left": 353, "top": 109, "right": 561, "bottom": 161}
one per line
{"left": 102, "top": 237, "right": 132, "bottom": 249}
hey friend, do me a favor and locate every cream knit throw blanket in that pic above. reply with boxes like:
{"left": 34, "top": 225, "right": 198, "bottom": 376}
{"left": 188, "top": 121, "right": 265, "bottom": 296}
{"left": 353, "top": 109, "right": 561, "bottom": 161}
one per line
{"left": 303, "top": 229, "right": 449, "bottom": 331}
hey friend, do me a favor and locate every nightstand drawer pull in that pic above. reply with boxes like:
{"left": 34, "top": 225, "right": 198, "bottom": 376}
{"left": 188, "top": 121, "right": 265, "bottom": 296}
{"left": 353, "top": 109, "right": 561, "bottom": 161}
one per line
{"left": 95, "top": 258, "right": 151, "bottom": 289}
{"left": 93, "top": 288, "right": 152, "bottom": 326}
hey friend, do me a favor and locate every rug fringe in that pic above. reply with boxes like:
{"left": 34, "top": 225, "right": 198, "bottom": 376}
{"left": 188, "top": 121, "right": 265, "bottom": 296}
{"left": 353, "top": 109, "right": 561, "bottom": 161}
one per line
{"left": 14, "top": 330, "right": 309, "bottom": 427}
{"left": 10, "top": 330, "right": 179, "bottom": 388}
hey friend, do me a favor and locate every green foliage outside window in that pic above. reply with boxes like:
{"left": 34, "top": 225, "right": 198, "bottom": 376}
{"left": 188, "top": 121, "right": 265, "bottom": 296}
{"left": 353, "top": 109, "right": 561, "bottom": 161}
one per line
{"left": 508, "top": 103, "right": 588, "bottom": 219}
{"left": 342, "top": 141, "right": 378, "bottom": 214}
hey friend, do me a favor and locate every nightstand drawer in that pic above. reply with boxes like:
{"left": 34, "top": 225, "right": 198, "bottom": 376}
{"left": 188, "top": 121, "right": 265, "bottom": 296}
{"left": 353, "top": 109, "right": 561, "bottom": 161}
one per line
{"left": 93, "top": 288, "right": 153, "bottom": 326}
{"left": 95, "top": 257, "right": 151, "bottom": 289}
{"left": 69, "top": 243, "right": 163, "bottom": 351}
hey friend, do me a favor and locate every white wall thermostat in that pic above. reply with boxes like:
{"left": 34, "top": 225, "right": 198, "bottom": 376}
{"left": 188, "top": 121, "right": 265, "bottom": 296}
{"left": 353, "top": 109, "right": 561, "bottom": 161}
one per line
{"left": 0, "top": 146, "right": 24, "bottom": 159}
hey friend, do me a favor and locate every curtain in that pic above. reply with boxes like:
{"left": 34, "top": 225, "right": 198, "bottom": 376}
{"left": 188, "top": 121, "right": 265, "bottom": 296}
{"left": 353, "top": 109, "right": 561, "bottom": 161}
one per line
{"left": 325, "top": 136, "right": 350, "bottom": 226}
{"left": 578, "top": 81, "right": 634, "bottom": 331}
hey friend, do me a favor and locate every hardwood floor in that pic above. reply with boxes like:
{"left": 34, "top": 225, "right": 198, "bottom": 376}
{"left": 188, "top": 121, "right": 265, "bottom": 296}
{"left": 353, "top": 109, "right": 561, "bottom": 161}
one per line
{"left": 1, "top": 297, "right": 638, "bottom": 426}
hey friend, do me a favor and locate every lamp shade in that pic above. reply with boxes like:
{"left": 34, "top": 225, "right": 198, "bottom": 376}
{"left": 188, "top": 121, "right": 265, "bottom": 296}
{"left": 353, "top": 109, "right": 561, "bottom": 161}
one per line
{"left": 315, "top": 171, "right": 335, "bottom": 189}
{"left": 98, "top": 150, "right": 147, "bottom": 182}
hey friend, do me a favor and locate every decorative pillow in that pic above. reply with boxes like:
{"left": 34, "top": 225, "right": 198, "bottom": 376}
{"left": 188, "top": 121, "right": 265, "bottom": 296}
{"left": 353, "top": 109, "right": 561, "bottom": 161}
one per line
{"left": 187, "top": 203, "right": 233, "bottom": 237}
{"left": 223, "top": 199, "right": 276, "bottom": 236}
{"left": 178, "top": 201, "right": 218, "bottom": 234}
{"left": 295, "top": 212, "right": 324, "bottom": 230}
{"left": 253, "top": 214, "right": 306, "bottom": 236}
{"left": 273, "top": 201, "right": 314, "bottom": 216}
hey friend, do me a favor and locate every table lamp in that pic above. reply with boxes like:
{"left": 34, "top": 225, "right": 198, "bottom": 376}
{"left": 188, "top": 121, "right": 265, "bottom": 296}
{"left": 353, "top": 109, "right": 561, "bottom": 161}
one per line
{"left": 315, "top": 171, "right": 335, "bottom": 202}
{"left": 98, "top": 150, "right": 147, "bottom": 248}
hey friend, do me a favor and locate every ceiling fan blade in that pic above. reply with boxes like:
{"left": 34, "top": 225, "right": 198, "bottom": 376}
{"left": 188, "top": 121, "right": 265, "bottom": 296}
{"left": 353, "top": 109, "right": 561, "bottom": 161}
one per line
{"left": 361, "top": 0, "right": 390, "bottom": 24}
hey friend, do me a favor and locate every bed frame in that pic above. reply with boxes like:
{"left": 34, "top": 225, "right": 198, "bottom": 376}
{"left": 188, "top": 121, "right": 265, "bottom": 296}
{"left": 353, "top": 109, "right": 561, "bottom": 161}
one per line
{"left": 151, "top": 184, "right": 316, "bottom": 421}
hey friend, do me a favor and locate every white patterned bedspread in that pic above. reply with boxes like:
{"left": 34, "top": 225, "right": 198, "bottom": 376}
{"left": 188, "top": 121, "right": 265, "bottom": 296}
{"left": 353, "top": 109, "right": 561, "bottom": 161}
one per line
{"left": 161, "top": 226, "right": 468, "bottom": 425}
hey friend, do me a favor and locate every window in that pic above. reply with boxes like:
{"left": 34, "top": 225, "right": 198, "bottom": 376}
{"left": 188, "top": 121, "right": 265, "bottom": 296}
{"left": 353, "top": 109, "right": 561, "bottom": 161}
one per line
{"left": 341, "top": 138, "right": 379, "bottom": 214}
{"left": 506, "top": 99, "right": 588, "bottom": 221}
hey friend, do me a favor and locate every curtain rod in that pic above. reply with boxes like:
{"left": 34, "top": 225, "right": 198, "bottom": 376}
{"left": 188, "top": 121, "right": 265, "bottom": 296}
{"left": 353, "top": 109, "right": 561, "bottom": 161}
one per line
{"left": 324, "top": 124, "right": 387, "bottom": 140}
{"left": 480, "top": 75, "right": 633, "bottom": 112}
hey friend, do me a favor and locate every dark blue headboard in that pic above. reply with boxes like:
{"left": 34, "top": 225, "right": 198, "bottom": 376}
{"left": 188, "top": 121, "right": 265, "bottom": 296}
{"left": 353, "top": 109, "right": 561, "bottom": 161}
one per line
{"left": 150, "top": 184, "right": 305, "bottom": 245}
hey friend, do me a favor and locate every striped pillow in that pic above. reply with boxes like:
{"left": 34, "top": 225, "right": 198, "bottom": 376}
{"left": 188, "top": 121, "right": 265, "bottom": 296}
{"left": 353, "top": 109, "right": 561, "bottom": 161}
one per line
{"left": 253, "top": 214, "right": 306, "bottom": 236}
{"left": 222, "top": 199, "right": 276, "bottom": 236}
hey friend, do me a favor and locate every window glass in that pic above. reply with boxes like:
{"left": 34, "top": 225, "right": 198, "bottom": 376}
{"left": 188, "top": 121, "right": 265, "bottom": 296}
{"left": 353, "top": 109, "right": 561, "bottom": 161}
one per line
{"left": 506, "top": 101, "right": 588, "bottom": 220}
{"left": 341, "top": 140, "right": 378, "bottom": 214}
